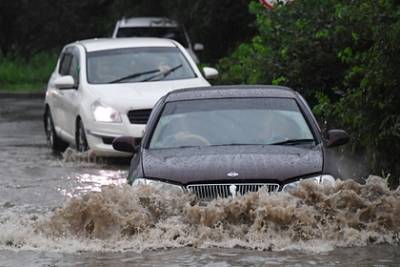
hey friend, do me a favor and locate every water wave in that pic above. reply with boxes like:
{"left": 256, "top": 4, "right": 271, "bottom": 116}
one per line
{"left": 0, "top": 176, "right": 399, "bottom": 253}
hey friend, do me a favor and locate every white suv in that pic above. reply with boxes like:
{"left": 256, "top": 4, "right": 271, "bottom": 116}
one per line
{"left": 112, "top": 17, "right": 203, "bottom": 63}
{"left": 44, "top": 38, "right": 218, "bottom": 156}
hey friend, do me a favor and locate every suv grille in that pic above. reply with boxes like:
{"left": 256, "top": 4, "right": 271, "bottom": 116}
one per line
{"left": 187, "top": 183, "right": 280, "bottom": 200}
{"left": 127, "top": 109, "right": 152, "bottom": 124}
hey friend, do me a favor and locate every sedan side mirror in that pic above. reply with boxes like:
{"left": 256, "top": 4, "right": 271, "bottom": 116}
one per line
{"left": 327, "top": 129, "right": 349, "bottom": 148}
{"left": 54, "top": 76, "right": 76, "bottom": 90}
{"left": 202, "top": 67, "right": 219, "bottom": 80}
{"left": 112, "top": 136, "right": 138, "bottom": 153}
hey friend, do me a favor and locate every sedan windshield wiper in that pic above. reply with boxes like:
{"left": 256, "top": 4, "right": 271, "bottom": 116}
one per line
{"left": 140, "top": 64, "right": 183, "bottom": 82}
{"left": 170, "top": 145, "right": 202, "bottom": 149}
{"left": 208, "top": 143, "right": 260, "bottom": 147}
{"left": 269, "top": 139, "right": 315, "bottom": 146}
{"left": 108, "top": 68, "right": 161, "bottom": 83}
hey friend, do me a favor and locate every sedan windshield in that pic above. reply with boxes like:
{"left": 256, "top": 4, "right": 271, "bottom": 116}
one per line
{"left": 150, "top": 98, "right": 315, "bottom": 149}
{"left": 87, "top": 47, "right": 196, "bottom": 84}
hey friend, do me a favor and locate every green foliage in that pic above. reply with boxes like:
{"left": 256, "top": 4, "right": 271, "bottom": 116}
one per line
{"left": 218, "top": 0, "right": 400, "bottom": 186}
{"left": 0, "top": 52, "right": 57, "bottom": 91}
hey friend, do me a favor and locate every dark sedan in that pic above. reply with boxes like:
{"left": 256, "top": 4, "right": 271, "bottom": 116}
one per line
{"left": 113, "top": 85, "right": 349, "bottom": 200}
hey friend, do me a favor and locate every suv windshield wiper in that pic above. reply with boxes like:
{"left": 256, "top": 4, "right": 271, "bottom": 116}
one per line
{"left": 108, "top": 68, "right": 161, "bottom": 83}
{"left": 269, "top": 139, "right": 315, "bottom": 146}
{"left": 140, "top": 64, "right": 183, "bottom": 82}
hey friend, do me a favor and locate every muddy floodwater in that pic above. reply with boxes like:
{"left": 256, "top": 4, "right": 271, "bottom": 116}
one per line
{"left": 0, "top": 97, "right": 399, "bottom": 267}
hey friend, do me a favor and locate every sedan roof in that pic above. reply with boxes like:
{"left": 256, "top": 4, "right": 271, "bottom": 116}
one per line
{"left": 75, "top": 38, "right": 177, "bottom": 52}
{"left": 164, "top": 85, "right": 298, "bottom": 102}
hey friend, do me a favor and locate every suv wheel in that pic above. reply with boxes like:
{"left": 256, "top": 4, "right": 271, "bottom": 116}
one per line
{"left": 76, "top": 120, "right": 89, "bottom": 152}
{"left": 44, "top": 110, "right": 69, "bottom": 153}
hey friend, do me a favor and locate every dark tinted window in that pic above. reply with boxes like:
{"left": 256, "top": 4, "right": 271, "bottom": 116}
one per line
{"left": 116, "top": 27, "right": 189, "bottom": 47}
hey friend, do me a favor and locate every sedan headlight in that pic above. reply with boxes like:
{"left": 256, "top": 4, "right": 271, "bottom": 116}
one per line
{"left": 91, "top": 101, "right": 122, "bottom": 123}
{"left": 132, "top": 178, "right": 184, "bottom": 193}
{"left": 282, "top": 174, "right": 335, "bottom": 192}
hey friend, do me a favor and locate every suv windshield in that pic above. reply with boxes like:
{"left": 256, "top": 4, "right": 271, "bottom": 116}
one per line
{"left": 116, "top": 27, "right": 189, "bottom": 47}
{"left": 150, "top": 98, "right": 315, "bottom": 149}
{"left": 87, "top": 47, "right": 196, "bottom": 84}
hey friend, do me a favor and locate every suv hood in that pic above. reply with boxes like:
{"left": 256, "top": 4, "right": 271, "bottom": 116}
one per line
{"left": 142, "top": 145, "right": 323, "bottom": 185}
{"left": 87, "top": 78, "right": 209, "bottom": 112}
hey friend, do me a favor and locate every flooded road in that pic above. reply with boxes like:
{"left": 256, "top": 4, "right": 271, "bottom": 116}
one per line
{"left": 0, "top": 97, "right": 399, "bottom": 266}
{"left": 0, "top": 97, "right": 127, "bottom": 208}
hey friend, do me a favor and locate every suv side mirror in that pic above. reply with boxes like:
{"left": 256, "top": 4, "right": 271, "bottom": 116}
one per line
{"left": 194, "top": 43, "right": 204, "bottom": 51}
{"left": 202, "top": 67, "right": 218, "bottom": 80}
{"left": 112, "top": 136, "right": 138, "bottom": 153}
{"left": 326, "top": 129, "right": 349, "bottom": 148}
{"left": 54, "top": 76, "right": 76, "bottom": 90}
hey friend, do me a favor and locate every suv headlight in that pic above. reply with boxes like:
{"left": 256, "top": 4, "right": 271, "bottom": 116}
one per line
{"left": 132, "top": 178, "right": 184, "bottom": 193}
{"left": 282, "top": 175, "right": 335, "bottom": 192}
{"left": 91, "top": 101, "right": 122, "bottom": 123}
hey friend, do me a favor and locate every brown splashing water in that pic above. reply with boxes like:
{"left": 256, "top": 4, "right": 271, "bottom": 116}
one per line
{"left": 38, "top": 176, "right": 400, "bottom": 252}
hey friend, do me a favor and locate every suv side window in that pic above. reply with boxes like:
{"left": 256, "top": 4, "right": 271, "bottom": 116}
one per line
{"left": 59, "top": 53, "right": 72, "bottom": 75}
{"left": 69, "top": 48, "right": 80, "bottom": 86}
{"left": 58, "top": 47, "right": 81, "bottom": 87}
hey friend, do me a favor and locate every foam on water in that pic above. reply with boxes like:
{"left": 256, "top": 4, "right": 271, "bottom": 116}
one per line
{"left": 0, "top": 176, "right": 399, "bottom": 253}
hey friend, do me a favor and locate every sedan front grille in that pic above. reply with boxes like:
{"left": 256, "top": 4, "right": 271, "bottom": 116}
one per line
{"left": 127, "top": 109, "right": 152, "bottom": 124}
{"left": 186, "top": 183, "right": 280, "bottom": 200}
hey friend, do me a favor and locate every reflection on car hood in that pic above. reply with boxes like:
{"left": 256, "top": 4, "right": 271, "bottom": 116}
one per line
{"left": 87, "top": 78, "right": 209, "bottom": 112}
{"left": 142, "top": 145, "right": 323, "bottom": 185}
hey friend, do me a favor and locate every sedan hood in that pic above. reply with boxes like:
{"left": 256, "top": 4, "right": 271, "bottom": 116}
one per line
{"left": 142, "top": 145, "right": 323, "bottom": 185}
{"left": 87, "top": 78, "right": 209, "bottom": 112}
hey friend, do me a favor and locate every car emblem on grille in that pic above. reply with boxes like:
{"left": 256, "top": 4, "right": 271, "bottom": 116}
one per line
{"left": 227, "top": 171, "right": 239, "bottom": 177}
{"left": 229, "top": 184, "right": 238, "bottom": 197}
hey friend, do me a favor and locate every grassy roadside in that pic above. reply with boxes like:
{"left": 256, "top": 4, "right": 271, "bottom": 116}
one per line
{"left": 0, "top": 52, "right": 57, "bottom": 93}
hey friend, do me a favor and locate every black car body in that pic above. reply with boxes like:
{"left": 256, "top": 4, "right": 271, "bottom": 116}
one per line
{"left": 113, "top": 85, "right": 349, "bottom": 200}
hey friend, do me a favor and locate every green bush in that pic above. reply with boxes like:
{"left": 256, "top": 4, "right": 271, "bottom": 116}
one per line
{"left": 218, "top": 0, "right": 400, "bottom": 187}
{"left": 0, "top": 52, "right": 57, "bottom": 91}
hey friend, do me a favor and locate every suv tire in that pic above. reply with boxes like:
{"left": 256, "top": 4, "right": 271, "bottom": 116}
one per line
{"left": 76, "top": 119, "right": 89, "bottom": 152}
{"left": 44, "top": 110, "right": 69, "bottom": 153}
